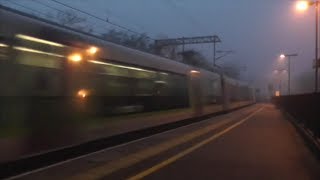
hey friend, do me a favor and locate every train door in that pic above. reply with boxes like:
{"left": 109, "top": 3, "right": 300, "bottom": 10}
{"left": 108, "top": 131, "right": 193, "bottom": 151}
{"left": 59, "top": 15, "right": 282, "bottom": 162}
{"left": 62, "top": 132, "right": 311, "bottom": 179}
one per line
{"left": 189, "top": 70, "right": 203, "bottom": 116}
{"left": 221, "top": 75, "right": 230, "bottom": 111}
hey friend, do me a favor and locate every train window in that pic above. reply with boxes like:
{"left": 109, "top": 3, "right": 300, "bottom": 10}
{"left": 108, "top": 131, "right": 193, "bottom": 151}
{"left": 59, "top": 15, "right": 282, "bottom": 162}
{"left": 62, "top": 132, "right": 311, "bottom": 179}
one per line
{"left": 14, "top": 51, "right": 62, "bottom": 69}
{"left": 165, "top": 73, "right": 188, "bottom": 97}
{"left": 212, "top": 79, "right": 221, "bottom": 96}
{"left": 105, "top": 76, "right": 132, "bottom": 96}
{"left": 89, "top": 60, "right": 157, "bottom": 79}
{"left": 34, "top": 70, "right": 49, "bottom": 91}
{"left": 0, "top": 36, "right": 9, "bottom": 61}
{"left": 131, "top": 70, "right": 156, "bottom": 79}
{"left": 104, "top": 65, "right": 130, "bottom": 77}
{"left": 153, "top": 81, "right": 167, "bottom": 96}
{"left": 15, "top": 34, "right": 66, "bottom": 55}
{"left": 12, "top": 34, "right": 67, "bottom": 69}
{"left": 135, "top": 79, "right": 154, "bottom": 96}
{"left": 158, "top": 72, "right": 169, "bottom": 81}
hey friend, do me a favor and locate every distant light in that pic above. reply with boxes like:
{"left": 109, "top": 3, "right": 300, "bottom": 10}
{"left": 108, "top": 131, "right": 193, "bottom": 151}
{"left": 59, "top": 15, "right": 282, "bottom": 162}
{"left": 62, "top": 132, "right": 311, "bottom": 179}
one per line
{"left": 16, "top": 34, "right": 65, "bottom": 47}
{"left": 68, "top": 53, "right": 82, "bottom": 62}
{"left": 274, "top": 70, "right": 279, "bottom": 74}
{"left": 275, "top": 91, "right": 280, "bottom": 97}
{"left": 296, "top": 1, "right": 309, "bottom": 11}
{"left": 77, "top": 89, "right": 88, "bottom": 98}
{"left": 280, "top": 54, "right": 286, "bottom": 59}
{"left": 87, "top": 46, "right": 98, "bottom": 55}
{"left": 190, "top": 70, "right": 200, "bottom": 74}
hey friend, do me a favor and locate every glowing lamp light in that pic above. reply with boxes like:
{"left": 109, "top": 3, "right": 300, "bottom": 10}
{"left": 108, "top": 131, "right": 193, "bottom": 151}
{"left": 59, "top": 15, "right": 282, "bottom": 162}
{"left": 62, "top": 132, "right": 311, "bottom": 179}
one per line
{"left": 280, "top": 54, "right": 286, "bottom": 59}
{"left": 87, "top": 46, "right": 98, "bottom": 55}
{"left": 275, "top": 91, "right": 280, "bottom": 97}
{"left": 77, "top": 89, "right": 88, "bottom": 98}
{"left": 296, "top": 1, "right": 309, "bottom": 11}
{"left": 68, "top": 53, "right": 82, "bottom": 62}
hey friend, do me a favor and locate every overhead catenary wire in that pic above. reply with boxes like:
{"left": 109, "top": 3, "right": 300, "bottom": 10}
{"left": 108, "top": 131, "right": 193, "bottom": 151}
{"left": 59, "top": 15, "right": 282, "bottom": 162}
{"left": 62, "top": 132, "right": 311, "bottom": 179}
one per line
{"left": 29, "top": 0, "right": 115, "bottom": 34}
{"left": 3, "top": 0, "right": 113, "bottom": 36}
{"left": 1, "top": 0, "right": 156, "bottom": 54}
{"left": 48, "top": 0, "right": 155, "bottom": 40}
{"left": 31, "top": 0, "right": 117, "bottom": 33}
{"left": 3, "top": 0, "right": 49, "bottom": 17}
{"left": 31, "top": 0, "right": 68, "bottom": 15}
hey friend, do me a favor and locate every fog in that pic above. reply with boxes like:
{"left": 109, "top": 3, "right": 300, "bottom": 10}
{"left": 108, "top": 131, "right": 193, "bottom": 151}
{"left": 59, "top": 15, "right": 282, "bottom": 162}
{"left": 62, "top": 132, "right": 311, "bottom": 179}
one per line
{"left": 2, "top": 0, "right": 317, "bottom": 95}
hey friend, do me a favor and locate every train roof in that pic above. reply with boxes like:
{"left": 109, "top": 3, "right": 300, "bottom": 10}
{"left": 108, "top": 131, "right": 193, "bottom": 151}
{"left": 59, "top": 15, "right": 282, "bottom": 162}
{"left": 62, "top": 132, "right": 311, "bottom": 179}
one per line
{"left": 0, "top": 5, "right": 252, "bottom": 87}
{"left": 0, "top": 5, "right": 193, "bottom": 75}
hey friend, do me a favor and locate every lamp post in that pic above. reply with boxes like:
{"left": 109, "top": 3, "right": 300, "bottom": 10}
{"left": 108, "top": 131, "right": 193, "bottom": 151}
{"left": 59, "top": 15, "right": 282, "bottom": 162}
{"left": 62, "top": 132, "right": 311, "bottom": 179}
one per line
{"left": 296, "top": 1, "right": 319, "bottom": 92}
{"left": 280, "top": 53, "right": 298, "bottom": 95}
{"left": 273, "top": 69, "right": 287, "bottom": 95}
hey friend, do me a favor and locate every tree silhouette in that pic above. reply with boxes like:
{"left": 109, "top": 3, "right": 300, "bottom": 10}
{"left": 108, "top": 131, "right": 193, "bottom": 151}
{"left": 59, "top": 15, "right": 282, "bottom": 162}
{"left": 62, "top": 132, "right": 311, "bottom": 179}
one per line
{"left": 102, "top": 29, "right": 153, "bottom": 52}
{"left": 179, "top": 50, "right": 210, "bottom": 69}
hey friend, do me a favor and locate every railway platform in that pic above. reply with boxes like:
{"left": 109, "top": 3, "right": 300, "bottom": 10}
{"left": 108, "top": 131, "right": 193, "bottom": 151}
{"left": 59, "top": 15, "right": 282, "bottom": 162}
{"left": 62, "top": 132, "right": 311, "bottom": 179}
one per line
{"left": 14, "top": 104, "right": 320, "bottom": 180}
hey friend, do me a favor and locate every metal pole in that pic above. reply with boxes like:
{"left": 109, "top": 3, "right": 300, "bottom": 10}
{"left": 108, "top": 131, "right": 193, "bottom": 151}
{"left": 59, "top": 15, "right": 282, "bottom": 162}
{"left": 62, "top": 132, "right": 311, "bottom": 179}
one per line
{"left": 279, "top": 79, "right": 282, "bottom": 95}
{"left": 213, "top": 41, "right": 216, "bottom": 67}
{"left": 182, "top": 37, "right": 185, "bottom": 53}
{"left": 288, "top": 56, "right": 291, "bottom": 95}
{"left": 182, "top": 37, "right": 185, "bottom": 62}
{"left": 316, "top": 2, "right": 319, "bottom": 92}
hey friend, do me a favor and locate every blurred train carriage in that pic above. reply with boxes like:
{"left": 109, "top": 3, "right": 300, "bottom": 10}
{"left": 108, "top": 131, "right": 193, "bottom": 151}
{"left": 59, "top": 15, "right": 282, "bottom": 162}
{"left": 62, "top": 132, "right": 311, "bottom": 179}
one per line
{"left": 0, "top": 5, "right": 255, "bottom": 163}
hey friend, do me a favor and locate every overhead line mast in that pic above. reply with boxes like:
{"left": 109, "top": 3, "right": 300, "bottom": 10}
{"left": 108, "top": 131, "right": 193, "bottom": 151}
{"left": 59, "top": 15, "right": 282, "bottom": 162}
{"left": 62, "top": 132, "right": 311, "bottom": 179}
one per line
{"left": 155, "top": 35, "right": 222, "bottom": 67}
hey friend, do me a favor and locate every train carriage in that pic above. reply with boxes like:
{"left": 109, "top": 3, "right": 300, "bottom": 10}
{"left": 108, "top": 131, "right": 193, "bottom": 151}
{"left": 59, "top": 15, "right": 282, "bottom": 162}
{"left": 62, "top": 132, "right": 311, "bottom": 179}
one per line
{"left": 0, "top": 5, "right": 255, "bottom": 163}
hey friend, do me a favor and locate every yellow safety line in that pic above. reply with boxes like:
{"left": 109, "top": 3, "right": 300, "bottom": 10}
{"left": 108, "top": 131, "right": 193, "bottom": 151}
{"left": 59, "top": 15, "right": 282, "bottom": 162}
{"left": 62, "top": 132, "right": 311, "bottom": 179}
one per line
{"left": 128, "top": 107, "right": 264, "bottom": 180}
{"left": 70, "top": 114, "right": 238, "bottom": 179}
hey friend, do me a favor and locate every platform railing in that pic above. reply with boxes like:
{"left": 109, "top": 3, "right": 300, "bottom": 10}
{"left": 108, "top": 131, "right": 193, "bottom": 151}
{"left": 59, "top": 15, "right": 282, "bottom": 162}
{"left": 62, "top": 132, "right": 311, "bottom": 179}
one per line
{"left": 273, "top": 93, "right": 320, "bottom": 138}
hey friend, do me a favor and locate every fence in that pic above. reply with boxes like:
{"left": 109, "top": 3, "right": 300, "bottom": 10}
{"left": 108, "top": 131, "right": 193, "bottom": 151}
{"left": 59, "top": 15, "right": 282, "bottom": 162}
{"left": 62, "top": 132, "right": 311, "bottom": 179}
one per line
{"left": 273, "top": 93, "right": 320, "bottom": 137}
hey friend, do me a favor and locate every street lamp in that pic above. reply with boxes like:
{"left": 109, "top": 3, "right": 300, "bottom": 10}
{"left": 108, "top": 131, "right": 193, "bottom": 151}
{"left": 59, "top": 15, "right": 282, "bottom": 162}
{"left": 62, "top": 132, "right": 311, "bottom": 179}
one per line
{"left": 279, "top": 53, "right": 298, "bottom": 95}
{"left": 296, "top": 1, "right": 310, "bottom": 11}
{"left": 295, "top": 1, "right": 319, "bottom": 92}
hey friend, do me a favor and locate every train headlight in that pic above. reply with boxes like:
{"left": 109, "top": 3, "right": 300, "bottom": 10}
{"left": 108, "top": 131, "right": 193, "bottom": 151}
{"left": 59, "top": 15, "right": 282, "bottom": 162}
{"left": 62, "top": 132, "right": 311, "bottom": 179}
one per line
{"left": 68, "top": 53, "right": 82, "bottom": 62}
{"left": 87, "top": 46, "right": 98, "bottom": 55}
{"left": 77, "top": 89, "right": 89, "bottom": 98}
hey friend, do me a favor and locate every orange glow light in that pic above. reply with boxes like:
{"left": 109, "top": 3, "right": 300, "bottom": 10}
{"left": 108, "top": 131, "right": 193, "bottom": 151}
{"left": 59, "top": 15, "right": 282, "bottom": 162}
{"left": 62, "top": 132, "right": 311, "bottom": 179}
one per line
{"left": 296, "top": 1, "right": 309, "bottom": 11}
{"left": 87, "top": 46, "right": 98, "bottom": 55}
{"left": 275, "top": 91, "right": 280, "bottom": 97}
{"left": 68, "top": 53, "right": 82, "bottom": 62}
{"left": 77, "top": 89, "right": 88, "bottom": 98}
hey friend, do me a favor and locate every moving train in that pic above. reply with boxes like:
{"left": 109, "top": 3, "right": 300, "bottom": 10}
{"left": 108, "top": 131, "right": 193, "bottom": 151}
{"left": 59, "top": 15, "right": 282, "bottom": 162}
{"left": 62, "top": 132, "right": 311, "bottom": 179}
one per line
{"left": 0, "top": 5, "right": 255, "bottom": 163}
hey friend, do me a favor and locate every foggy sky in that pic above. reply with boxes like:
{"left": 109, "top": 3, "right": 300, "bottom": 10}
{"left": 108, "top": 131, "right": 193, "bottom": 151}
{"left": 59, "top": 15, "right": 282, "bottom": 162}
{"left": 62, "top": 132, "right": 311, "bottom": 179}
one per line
{"left": 1, "top": 0, "right": 317, "bottom": 94}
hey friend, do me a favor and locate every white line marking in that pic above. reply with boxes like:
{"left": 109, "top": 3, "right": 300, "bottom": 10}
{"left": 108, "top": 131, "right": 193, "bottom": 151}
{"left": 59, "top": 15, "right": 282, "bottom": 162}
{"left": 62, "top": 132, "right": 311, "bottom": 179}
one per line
{"left": 8, "top": 105, "right": 259, "bottom": 180}
{"left": 128, "top": 107, "right": 264, "bottom": 180}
